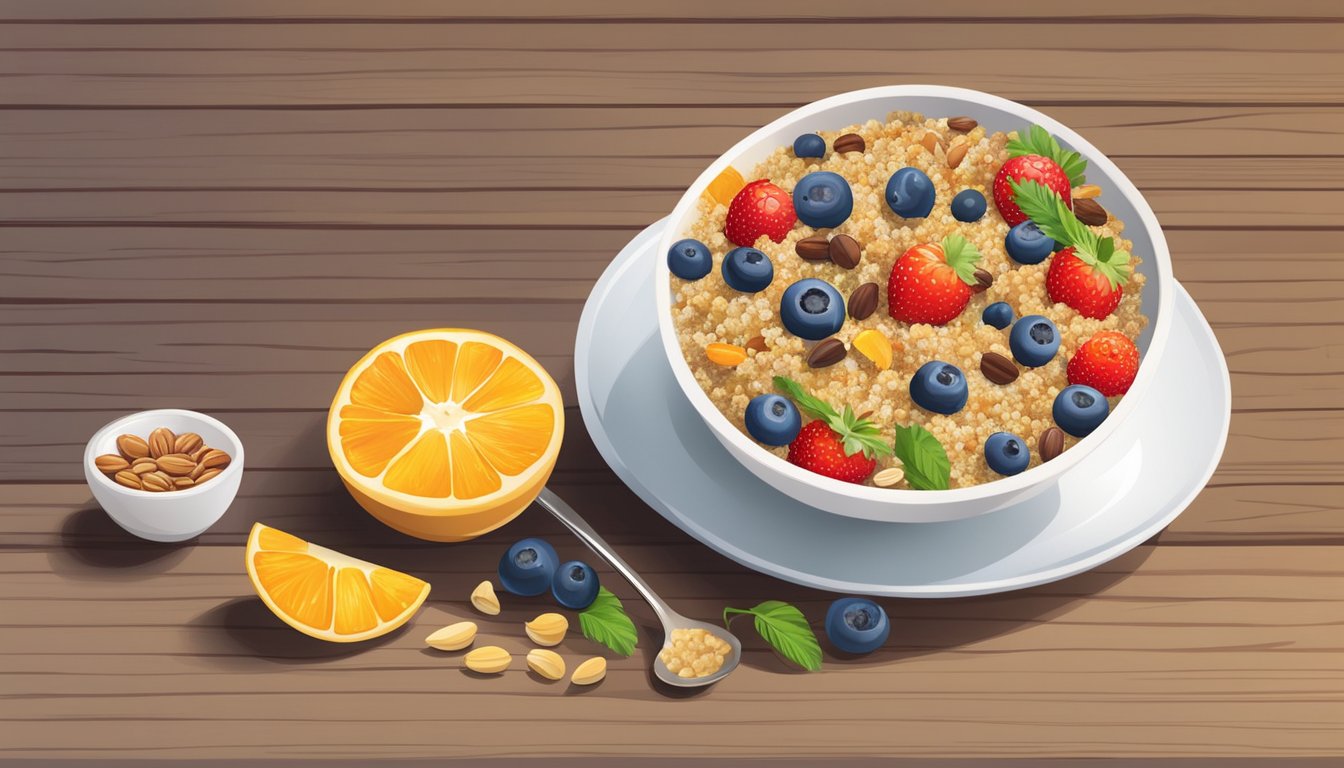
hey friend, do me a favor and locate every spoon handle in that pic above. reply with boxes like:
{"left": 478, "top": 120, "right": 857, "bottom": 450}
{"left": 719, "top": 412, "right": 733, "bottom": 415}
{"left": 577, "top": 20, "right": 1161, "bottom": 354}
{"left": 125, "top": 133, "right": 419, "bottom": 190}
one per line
{"left": 535, "top": 487, "right": 677, "bottom": 629}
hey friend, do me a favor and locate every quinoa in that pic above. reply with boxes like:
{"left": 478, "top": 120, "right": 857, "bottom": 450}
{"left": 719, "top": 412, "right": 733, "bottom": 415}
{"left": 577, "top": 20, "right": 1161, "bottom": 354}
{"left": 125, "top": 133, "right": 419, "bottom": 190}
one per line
{"left": 670, "top": 112, "right": 1148, "bottom": 488}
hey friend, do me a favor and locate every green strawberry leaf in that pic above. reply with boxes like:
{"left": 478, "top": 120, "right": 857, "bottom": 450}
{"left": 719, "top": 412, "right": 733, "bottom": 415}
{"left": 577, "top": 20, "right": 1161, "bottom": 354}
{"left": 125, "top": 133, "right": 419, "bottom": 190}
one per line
{"left": 1006, "top": 124, "right": 1087, "bottom": 186}
{"left": 773, "top": 375, "right": 839, "bottom": 423}
{"left": 724, "top": 601, "right": 822, "bottom": 672}
{"left": 578, "top": 587, "right": 638, "bottom": 657}
{"left": 892, "top": 424, "right": 951, "bottom": 490}
{"left": 1009, "top": 178, "right": 1131, "bottom": 291}
{"left": 775, "top": 376, "right": 893, "bottom": 460}
{"left": 940, "top": 233, "right": 982, "bottom": 286}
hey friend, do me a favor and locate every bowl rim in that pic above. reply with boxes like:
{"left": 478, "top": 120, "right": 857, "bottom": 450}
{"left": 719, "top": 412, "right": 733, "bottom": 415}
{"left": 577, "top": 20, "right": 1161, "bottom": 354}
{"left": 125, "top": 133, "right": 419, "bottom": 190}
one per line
{"left": 84, "top": 408, "right": 245, "bottom": 501}
{"left": 654, "top": 84, "right": 1175, "bottom": 506}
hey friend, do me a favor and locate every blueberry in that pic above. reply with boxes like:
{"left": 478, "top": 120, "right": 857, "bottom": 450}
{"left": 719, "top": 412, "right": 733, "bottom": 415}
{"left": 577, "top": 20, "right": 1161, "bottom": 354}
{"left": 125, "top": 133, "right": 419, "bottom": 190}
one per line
{"left": 792, "top": 171, "right": 853, "bottom": 229}
{"left": 824, "top": 597, "right": 890, "bottom": 655}
{"left": 1009, "top": 314, "right": 1060, "bottom": 367}
{"left": 884, "top": 167, "right": 935, "bottom": 218}
{"left": 498, "top": 537, "right": 559, "bottom": 596}
{"left": 744, "top": 394, "right": 802, "bottom": 446}
{"left": 793, "top": 133, "right": 826, "bottom": 158}
{"left": 780, "top": 278, "right": 845, "bottom": 340}
{"left": 984, "top": 431, "right": 1030, "bottom": 476}
{"left": 667, "top": 238, "right": 712, "bottom": 281}
{"left": 982, "top": 301, "right": 1014, "bottom": 329}
{"left": 1053, "top": 384, "right": 1110, "bottom": 437}
{"left": 1004, "top": 221, "right": 1057, "bottom": 265}
{"left": 551, "top": 560, "right": 600, "bottom": 610}
{"left": 721, "top": 247, "right": 773, "bottom": 293}
{"left": 909, "top": 360, "right": 968, "bottom": 415}
{"left": 951, "top": 189, "right": 987, "bottom": 222}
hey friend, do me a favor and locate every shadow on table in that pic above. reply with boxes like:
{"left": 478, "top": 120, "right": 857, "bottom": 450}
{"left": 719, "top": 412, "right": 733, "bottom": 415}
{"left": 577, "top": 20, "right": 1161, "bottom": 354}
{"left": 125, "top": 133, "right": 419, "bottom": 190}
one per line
{"left": 187, "top": 596, "right": 410, "bottom": 667}
{"left": 46, "top": 505, "right": 192, "bottom": 579}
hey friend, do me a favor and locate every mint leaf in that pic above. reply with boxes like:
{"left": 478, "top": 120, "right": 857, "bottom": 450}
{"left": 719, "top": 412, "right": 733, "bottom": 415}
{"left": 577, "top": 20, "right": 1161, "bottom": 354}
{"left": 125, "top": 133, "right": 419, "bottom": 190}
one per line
{"left": 773, "top": 375, "right": 839, "bottom": 423}
{"left": 892, "top": 424, "right": 951, "bottom": 490}
{"left": 1008, "top": 178, "right": 1131, "bottom": 290}
{"left": 1006, "top": 124, "right": 1087, "bottom": 186}
{"left": 940, "top": 233, "right": 982, "bottom": 286}
{"left": 775, "top": 376, "right": 892, "bottom": 459}
{"left": 724, "top": 601, "right": 822, "bottom": 671}
{"left": 578, "top": 587, "right": 637, "bottom": 657}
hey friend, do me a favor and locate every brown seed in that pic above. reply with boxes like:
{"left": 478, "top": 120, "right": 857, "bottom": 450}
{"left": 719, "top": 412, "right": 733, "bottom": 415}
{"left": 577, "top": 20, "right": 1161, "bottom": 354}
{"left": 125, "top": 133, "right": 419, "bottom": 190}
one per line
{"left": 113, "top": 470, "right": 143, "bottom": 490}
{"left": 131, "top": 458, "right": 157, "bottom": 475}
{"left": 745, "top": 335, "right": 769, "bottom": 352}
{"left": 795, "top": 234, "right": 831, "bottom": 261}
{"left": 157, "top": 454, "right": 196, "bottom": 477}
{"left": 806, "top": 338, "right": 847, "bottom": 368}
{"left": 199, "top": 449, "right": 231, "bottom": 470}
{"left": 920, "top": 131, "right": 942, "bottom": 153}
{"left": 190, "top": 445, "right": 211, "bottom": 463}
{"left": 970, "top": 268, "right": 993, "bottom": 294}
{"left": 195, "top": 468, "right": 222, "bottom": 484}
{"left": 847, "top": 282, "right": 880, "bottom": 321}
{"left": 173, "top": 477, "right": 195, "bottom": 490}
{"left": 94, "top": 454, "right": 130, "bottom": 475}
{"left": 1071, "top": 184, "right": 1102, "bottom": 200}
{"left": 828, "top": 234, "right": 862, "bottom": 270}
{"left": 173, "top": 432, "right": 204, "bottom": 456}
{"left": 980, "top": 352, "right": 1020, "bottom": 385}
{"left": 833, "top": 133, "right": 865, "bottom": 154}
{"left": 946, "top": 141, "right": 969, "bottom": 169}
{"left": 1073, "top": 198, "right": 1108, "bottom": 226}
{"left": 148, "top": 427, "right": 176, "bottom": 459}
{"left": 116, "top": 434, "right": 150, "bottom": 461}
{"left": 1039, "top": 427, "right": 1066, "bottom": 462}
{"left": 141, "top": 472, "right": 173, "bottom": 492}
{"left": 947, "top": 116, "right": 978, "bottom": 133}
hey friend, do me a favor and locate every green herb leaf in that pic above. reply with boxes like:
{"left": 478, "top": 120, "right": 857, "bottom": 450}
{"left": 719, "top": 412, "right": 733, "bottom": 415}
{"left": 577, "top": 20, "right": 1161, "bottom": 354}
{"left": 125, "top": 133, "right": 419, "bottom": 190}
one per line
{"left": 1009, "top": 178, "right": 1131, "bottom": 290}
{"left": 773, "top": 375, "right": 840, "bottom": 423}
{"left": 940, "top": 233, "right": 982, "bottom": 286}
{"left": 578, "top": 587, "right": 638, "bottom": 657}
{"left": 724, "top": 601, "right": 822, "bottom": 671}
{"left": 892, "top": 424, "right": 951, "bottom": 490}
{"left": 774, "top": 376, "right": 893, "bottom": 459}
{"left": 1005, "top": 124, "right": 1087, "bottom": 185}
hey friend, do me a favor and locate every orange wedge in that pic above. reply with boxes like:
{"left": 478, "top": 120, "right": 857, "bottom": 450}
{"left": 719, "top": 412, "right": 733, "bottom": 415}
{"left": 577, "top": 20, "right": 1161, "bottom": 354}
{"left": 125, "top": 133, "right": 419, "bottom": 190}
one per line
{"left": 327, "top": 329, "right": 563, "bottom": 542}
{"left": 704, "top": 166, "right": 745, "bottom": 207}
{"left": 245, "top": 523, "right": 430, "bottom": 643}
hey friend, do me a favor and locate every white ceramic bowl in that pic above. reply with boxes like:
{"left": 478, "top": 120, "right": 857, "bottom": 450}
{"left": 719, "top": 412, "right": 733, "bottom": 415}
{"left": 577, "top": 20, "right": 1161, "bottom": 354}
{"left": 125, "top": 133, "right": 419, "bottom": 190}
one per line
{"left": 83, "top": 409, "right": 245, "bottom": 542}
{"left": 655, "top": 85, "right": 1173, "bottom": 523}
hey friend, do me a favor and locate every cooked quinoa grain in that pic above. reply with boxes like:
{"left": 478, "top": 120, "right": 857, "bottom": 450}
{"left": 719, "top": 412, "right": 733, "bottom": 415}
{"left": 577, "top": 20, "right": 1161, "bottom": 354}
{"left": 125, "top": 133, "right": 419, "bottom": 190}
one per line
{"left": 671, "top": 112, "right": 1147, "bottom": 488}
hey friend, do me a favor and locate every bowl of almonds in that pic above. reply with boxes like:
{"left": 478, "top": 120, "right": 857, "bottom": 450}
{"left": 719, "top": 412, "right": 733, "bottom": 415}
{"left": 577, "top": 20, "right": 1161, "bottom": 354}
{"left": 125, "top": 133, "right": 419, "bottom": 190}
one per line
{"left": 83, "top": 409, "right": 244, "bottom": 542}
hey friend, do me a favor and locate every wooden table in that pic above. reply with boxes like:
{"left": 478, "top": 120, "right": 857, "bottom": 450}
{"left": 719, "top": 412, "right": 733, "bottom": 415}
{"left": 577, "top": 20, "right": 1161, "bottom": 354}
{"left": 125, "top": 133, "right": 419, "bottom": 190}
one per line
{"left": 2, "top": 3, "right": 1341, "bottom": 764}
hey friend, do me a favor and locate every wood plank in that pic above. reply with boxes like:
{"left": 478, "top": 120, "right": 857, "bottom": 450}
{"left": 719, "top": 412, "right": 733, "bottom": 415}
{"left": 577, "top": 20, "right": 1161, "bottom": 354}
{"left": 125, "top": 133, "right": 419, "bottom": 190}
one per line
{"left": 0, "top": 543, "right": 1340, "bottom": 759}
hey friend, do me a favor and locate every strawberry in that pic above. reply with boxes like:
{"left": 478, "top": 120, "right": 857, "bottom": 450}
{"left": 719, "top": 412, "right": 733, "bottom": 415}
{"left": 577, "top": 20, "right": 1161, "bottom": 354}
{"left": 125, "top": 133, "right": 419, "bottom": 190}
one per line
{"left": 993, "top": 155, "right": 1071, "bottom": 226}
{"left": 1067, "top": 331, "right": 1139, "bottom": 396}
{"left": 1047, "top": 247, "right": 1124, "bottom": 319}
{"left": 774, "top": 376, "right": 892, "bottom": 484}
{"left": 887, "top": 234, "right": 983, "bottom": 325}
{"left": 725, "top": 179, "right": 796, "bottom": 247}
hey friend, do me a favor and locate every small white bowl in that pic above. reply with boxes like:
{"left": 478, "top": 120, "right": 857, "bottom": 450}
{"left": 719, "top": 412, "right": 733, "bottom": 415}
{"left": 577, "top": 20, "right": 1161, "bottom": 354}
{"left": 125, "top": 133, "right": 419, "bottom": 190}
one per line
{"left": 655, "top": 85, "right": 1174, "bottom": 523}
{"left": 83, "top": 409, "right": 245, "bottom": 542}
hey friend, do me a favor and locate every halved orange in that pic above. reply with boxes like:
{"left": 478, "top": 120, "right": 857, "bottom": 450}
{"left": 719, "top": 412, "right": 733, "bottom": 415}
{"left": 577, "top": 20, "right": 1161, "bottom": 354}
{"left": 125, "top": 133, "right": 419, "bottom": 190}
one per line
{"left": 327, "top": 329, "right": 563, "bottom": 542}
{"left": 245, "top": 523, "right": 430, "bottom": 643}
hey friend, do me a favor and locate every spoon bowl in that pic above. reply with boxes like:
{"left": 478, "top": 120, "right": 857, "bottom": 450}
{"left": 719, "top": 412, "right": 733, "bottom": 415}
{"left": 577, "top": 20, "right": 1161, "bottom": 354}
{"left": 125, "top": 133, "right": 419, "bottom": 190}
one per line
{"left": 651, "top": 613, "right": 742, "bottom": 689}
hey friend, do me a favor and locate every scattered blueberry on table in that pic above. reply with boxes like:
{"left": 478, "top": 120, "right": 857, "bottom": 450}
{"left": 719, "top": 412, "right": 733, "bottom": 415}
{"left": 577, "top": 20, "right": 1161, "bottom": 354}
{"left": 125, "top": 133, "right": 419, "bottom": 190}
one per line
{"left": 1009, "top": 314, "right": 1060, "bottom": 367}
{"left": 744, "top": 393, "right": 802, "bottom": 446}
{"left": 780, "top": 278, "right": 845, "bottom": 340}
{"left": 950, "top": 189, "right": 987, "bottom": 222}
{"left": 984, "top": 431, "right": 1031, "bottom": 476}
{"left": 792, "top": 171, "right": 854, "bottom": 229}
{"left": 910, "top": 361, "right": 968, "bottom": 415}
{"left": 667, "top": 238, "right": 712, "bottom": 280}
{"left": 792, "top": 133, "right": 826, "bottom": 158}
{"left": 1004, "top": 220, "right": 1056, "bottom": 265}
{"left": 498, "top": 537, "right": 559, "bottom": 596}
{"left": 824, "top": 597, "right": 890, "bottom": 655}
{"left": 982, "top": 301, "right": 1014, "bottom": 329}
{"left": 1053, "top": 384, "right": 1110, "bottom": 437}
{"left": 721, "top": 246, "right": 774, "bottom": 293}
{"left": 551, "top": 560, "right": 600, "bottom": 610}
{"left": 884, "top": 167, "right": 936, "bottom": 218}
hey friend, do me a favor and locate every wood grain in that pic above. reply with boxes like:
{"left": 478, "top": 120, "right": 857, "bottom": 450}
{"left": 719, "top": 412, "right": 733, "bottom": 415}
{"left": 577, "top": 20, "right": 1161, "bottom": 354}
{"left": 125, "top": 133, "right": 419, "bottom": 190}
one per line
{"left": 1, "top": 2, "right": 1341, "bottom": 763}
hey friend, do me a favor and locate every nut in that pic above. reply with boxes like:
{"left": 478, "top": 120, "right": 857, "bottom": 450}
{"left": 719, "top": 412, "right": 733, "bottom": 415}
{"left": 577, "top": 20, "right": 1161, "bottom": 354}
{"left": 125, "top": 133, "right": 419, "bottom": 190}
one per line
{"left": 946, "top": 141, "right": 969, "bottom": 169}
{"left": 189, "top": 446, "right": 211, "bottom": 463}
{"left": 1071, "top": 184, "right": 1102, "bottom": 200}
{"left": 795, "top": 234, "right": 831, "bottom": 261}
{"left": 920, "top": 131, "right": 942, "bottom": 153}
{"left": 524, "top": 612, "right": 569, "bottom": 647}
{"left": 571, "top": 656, "right": 607, "bottom": 686}
{"left": 1039, "top": 427, "right": 1066, "bottom": 462}
{"left": 947, "top": 116, "right": 978, "bottom": 132}
{"left": 195, "top": 468, "right": 222, "bottom": 484}
{"left": 971, "top": 268, "right": 993, "bottom": 293}
{"left": 745, "top": 335, "right": 769, "bottom": 353}
{"left": 1072, "top": 198, "right": 1108, "bottom": 226}
{"left": 526, "top": 648, "right": 566, "bottom": 681}
{"left": 872, "top": 466, "right": 906, "bottom": 487}
{"left": 156, "top": 454, "right": 196, "bottom": 477}
{"left": 94, "top": 454, "right": 130, "bottom": 475}
{"left": 173, "top": 477, "right": 195, "bottom": 490}
{"left": 463, "top": 646, "right": 511, "bottom": 674}
{"left": 828, "top": 234, "right": 862, "bottom": 270}
{"left": 833, "top": 133, "right": 865, "bottom": 154}
{"left": 470, "top": 580, "right": 501, "bottom": 615}
{"left": 805, "top": 338, "right": 847, "bottom": 369}
{"left": 199, "top": 449, "right": 231, "bottom": 470}
{"left": 116, "top": 434, "right": 150, "bottom": 461}
{"left": 980, "top": 352, "right": 1020, "bottom": 385}
{"left": 851, "top": 329, "right": 892, "bottom": 371}
{"left": 173, "top": 432, "right": 204, "bottom": 456}
{"left": 847, "top": 282, "right": 880, "bottom": 321}
{"left": 140, "top": 472, "right": 173, "bottom": 492}
{"left": 705, "top": 343, "right": 747, "bottom": 367}
{"left": 113, "top": 470, "right": 142, "bottom": 490}
{"left": 425, "top": 621, "right": 478, "bottom": 651}
{"left": 131, "top": 458, "right": 157, "bottom": 475}
{"left": 148, "top": 427, "right": 176, "bottom": 459}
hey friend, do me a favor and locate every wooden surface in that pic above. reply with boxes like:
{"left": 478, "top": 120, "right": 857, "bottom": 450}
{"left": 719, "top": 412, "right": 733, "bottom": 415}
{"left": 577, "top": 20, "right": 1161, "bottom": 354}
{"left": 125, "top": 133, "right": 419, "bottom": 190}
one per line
{"left": 2, "top": 2, "right": 1342, "bottom": 763}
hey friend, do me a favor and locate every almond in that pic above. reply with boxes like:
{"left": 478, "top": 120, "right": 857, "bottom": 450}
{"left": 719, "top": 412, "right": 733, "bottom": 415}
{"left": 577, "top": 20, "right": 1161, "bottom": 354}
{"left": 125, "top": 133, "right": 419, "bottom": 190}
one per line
{"left": 571, "top": 656, "right": 607, "bottom": 686}
{"left": 190, "top": 445, "right": 211, "bottom": 463}
{"left": 131, "top": 458, "right": 157, "bottom": 475}
{"left": 805, "top": 338, "right": 847, "bottom": 369}
{"left": 199, "top": 449, "right": 231, "bottom": 470}
{"left": 980, "top": 352, "right": 1019, "bottom": 385}
{"left": 745, "top": 335, "right": 769, "bottom": 353}
{"left": 470, "top": 580, "right": 501, "bottom": 615}
{"left": 148, "top": 427, "right": 176, "bottom": 459}
{"left": 946, "top": 141, "right": 969, "bottom": 169}
{"left": 526, "top": 648, "right": 566, "bottom": 681}
{"left": 173, "top": 477, "right": 195, "bottom": 490}
{"left": 116, "top": 434, "right": 150, "bottom": 461}
{"left": 1073, "top": 198, "right": 1108, "bottom": 226}
{"left": 141, "top": 472, "right": 172, "bottom": 492}
{"left": 920, "top": 131, "right": 942, "bottom": 153}
{"left": 847, "top": 282, "right": 880, "bottom": 321}
{"left": 94, "top": 454, "right": 130, "bottom": 475}
{"left": 872, "top": 466, "right": 906, "bottom": 488}
{"left": 173, "top": 432, "right": 204, "bottom": 456}
{"left": 524, "top": 613, "right": 569, "bottom": 647}
{"left": 1039, "top": 427, "right": 1066, "bottom": 462}
{"left": 426, "top": 621, "right": 478, "bottom": 652}
{"left": 833, "top": 133, "right": 865, "bottom": 154}
{"left": 828, "top": 234, "right": 862, "bottom": 270}
{"left": 795, "top": 234, "right": 831, "bottom": 261}
{"left": 463, "top": 646, "right": 511, "bottom": 674}
{"left": 971, "top": 268, "right": 993, "bottom": 294}
{"left": 157, "top": 454, "right": 196, "bottom": 477}
{"left": 947, "top": 116, "right": 978, "bottom": 132}
{"left": 195, "top": 468, "right": 222, "bottom": 484}
{"left": 1071, "top": 184, "right": 1102, "bottom": 200}
{"left": 113, "top": 470, "right": 142, "bottom": 490}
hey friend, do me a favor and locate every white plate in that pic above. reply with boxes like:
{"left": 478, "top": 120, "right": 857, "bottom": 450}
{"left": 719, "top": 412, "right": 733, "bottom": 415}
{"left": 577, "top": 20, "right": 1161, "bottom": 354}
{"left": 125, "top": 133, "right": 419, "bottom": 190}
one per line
{"left": 574, "top": 220, "right": 1230, "bottom": 597}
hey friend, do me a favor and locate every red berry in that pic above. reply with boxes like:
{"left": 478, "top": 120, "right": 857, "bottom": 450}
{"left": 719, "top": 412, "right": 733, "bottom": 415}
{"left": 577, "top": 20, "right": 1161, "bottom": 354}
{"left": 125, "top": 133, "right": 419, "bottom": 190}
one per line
{"left": 1068, "top": 331, "right": 1139, "bottom": 396}
{"left": 725, "top": 179, "right": 796, "bottom": 247}
{"left": 887, "top": 242, "right": 973, "bottom": 325}
{"left": 1047, "top": 247, "right": 1123, "bottom": 319}
{"left": 993, "top": 155, "right": 1072, "bottom": 226}
{"left": 786, "top": 421, "right": 877, "bottom": 484}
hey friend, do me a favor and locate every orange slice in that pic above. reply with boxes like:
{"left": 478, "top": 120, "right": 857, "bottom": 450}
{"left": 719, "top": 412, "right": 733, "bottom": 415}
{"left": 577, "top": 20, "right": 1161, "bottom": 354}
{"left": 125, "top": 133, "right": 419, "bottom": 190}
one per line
{"left": 704, "top": 166, "right": 745, "bottom": 207}
{"left": 327, "top": 329, "right": 563, "bottom": 542}
{"left": 244, "top": 523, "right": 430, "bottom": 643}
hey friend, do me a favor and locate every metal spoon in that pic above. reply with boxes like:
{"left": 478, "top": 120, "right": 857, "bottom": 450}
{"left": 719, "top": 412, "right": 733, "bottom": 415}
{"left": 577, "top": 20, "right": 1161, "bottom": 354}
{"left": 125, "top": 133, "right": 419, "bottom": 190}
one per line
{"left": 535, "top": 487, "right": 741, "bottom": 688}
